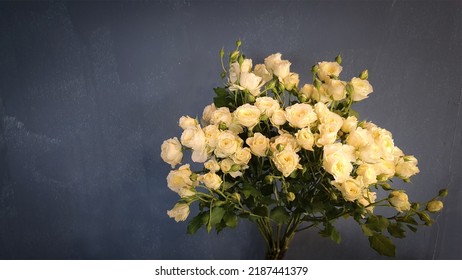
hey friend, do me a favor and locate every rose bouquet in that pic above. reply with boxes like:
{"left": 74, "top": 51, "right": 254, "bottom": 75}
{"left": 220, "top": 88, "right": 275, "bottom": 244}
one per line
{"left": 161, "top": 41, "right": 446, "bottom": 259}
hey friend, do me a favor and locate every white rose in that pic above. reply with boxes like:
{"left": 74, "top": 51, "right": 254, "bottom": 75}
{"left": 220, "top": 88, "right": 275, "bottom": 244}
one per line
{"left": 240, "top": 58, "right": 252, "bottom": 73}
{"left": 161, "top": 137, "right": 183, "bottom": 168}
{"left": 300, "top": 84, "right": 317, "bottom": 100}
{"left": 341, "top": 116, "right": 358, "bottom": 133}
{"left": 166, "top": 164, "right": 194, "bottom": 193}
{"left": 179, "top": 116, "right": 198, "bottom": 130}
{"left": 255, "top": 96, "right": 280, "bottom": 117}
{"left": 199, "top": 172, "right": 222, "bottom": 190}
{"left": 246, "top": 132, "right": 270, "bottom": 157}
{"left": 395, "top": 156, "right": 420, "bottom": 179}
{"left": 389, "top": 191, "right": 411, "bottom": 212}
{"left": 191, "top": 147, "right": 209, "bottom": 163}
{"left": 178, "top": 188, "right": 195, "bottom": 198}
{"left": 204, "top": 158, "right": 220, "bottom": 172}
{"left": 167, "top": 203, "right": 190, "bottom": 222}
{"left": 272, "top": 149, "right": 300, "bottom": 177}
{"left": 239, "top": 72, "right": 263, "bottom": 96}
{"left": 317, "top": 61, "right": 343, "bottom": 82}
{"left": 254, "top": 64, "right": 272, "bottom": 83}
{"left": 335, "top": 178, "right": 363, "bottom": 202}
{"left": 234, "top": 104, "right": 261, "bottom": 129}
{"left": 358, "top": 143, "right": 382, "bottom": 164}
{"left": 272, "top": 60, "right": 291, "bottom": 79}
{"left": 350, "top": 77, "right": 373, "bottom": 101}
{"left": 373, "top": 159, "right": 396, "bottom": 180}
{"left": 264, "top": 53, "right": 282, "bottom": 72}
{"left": 181, "top": 126, "right": 206, "bottom": 151}
{"left": 229, "top": 62, "right": 240, "bottom": 84}
{"left": 325, "top": 79, "right": 346, "bottom": 101}
{"left": 347, "top": 127, "right": 373, "bottom": 148}
{"left": 356, "top": 164, "right": 377, "bottom": 185}
{"left": 211, "top": 107, "right": 233, "bottom": 127}
{"left": 271, "top": 133, "right": 299, "bottom": 153}
{"left": 270, "top": 109, "right": 287, "bottom": 126}
{"left": 323, "top": 143, "right": 356, "bottom": 182}
{"left": 427, "top": 200, "right": 444, "bottom": 213}
{"left": 316, "top": 123, "right": 340, "bottom": 147}
{"left": 214, "top": 130, "right": 241, "bottom": 158}
{"left": 283, "top": 72, "right": 299, "bottom": 91}
{"left": 314, "top": 102, "right": 331, "bottom": 121}
{"left": 220, "top": 158, "right": 235, "bottom": 173}
{"left": 296, "top": 128, "right": 315, "bottom": 151}
{"left": 201, "top": 103, "right": 216, "bottom": 125}
{"left": 358, "top": 190, "right": 377, "bottom": 213}
{"left": 231, "top": 147, "right": 252, "bottom": 165}
{"left": 312, "top": 85, "right": 331, "bottom": 103}
{"left": 285, "top": 103, "right": 317, "bottom": 128}
{"left": 377, "top": 132, "right": 395, "bottom": 161}
{"left": 203, "top": 124, "right": 220, "bottom": 148}
{"left": 393, "top": 147, "right": 404, "bottom": 165}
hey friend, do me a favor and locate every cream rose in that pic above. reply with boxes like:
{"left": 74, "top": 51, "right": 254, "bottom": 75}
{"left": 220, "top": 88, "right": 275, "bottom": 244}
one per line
{"left": 347, "top": 127, "right": 373, "bottom": 148}
{"left": 255, "top": 96, "right": 280, "bottom": 117}
{"left": 323, "top": 143, "right": 356, "bottom": 183}
{"left": 285, "top": 103, "right": 317, "bottom": 128}
{"left": 220, "top": 158, "right": 235, "bottom": 173}
{"left": 283, "top": 72, "right": 299, "bottom": 91}
{"left": 356, "top": 164, "right": 378, "bottom": 185}
{"left": 350, "top": 77, "right": 373, "bottom": 101}
{"left": 199, "top": 172, "right": 222, "bottom": 190}
{"left": 271, "top": 133, "right": 299, "bottom": 153}
{"left": 389, "top": 191, "right": 411, "bottom": 212}
{"left": 395, "top": 156, "right": 420, "bottom": 179}
{"left": 270, "top": 109, "right": 287, "bottom": 126}
{"left": 336, "top": 178, "right": 363, "bottom": 202}
{"left": 214, "top": 130, "right": 241, "bottom": 158}
{"left": 272, "top": 149, "right": 300, "bottom": 177}
{"left": 246, "top": 132, "right": 270, "bottom": 157}
{"left": 211, "top": 107, "right": 233, "bottom": 127}
{"left": 373, "top": 159, "right": 396, "bottom": 181}
{"left": 167, "top": 203, "right": 190, "bottom": 222}
{"left": 204, "top": 158, "right": 220, "bottom": 172}
{"left": 201, "top": 103, "right": 216, "bottom": 125}
{"left": 341, "top": 116, "right": 358, "bottom": 133}
{"left": 239, "top": 72, "right": 263, "bottom": 96}
{"left": 254, "top": 64, "right": 272, "bottom": 83}
{"left": 325, "top": 79, "right": 346, "bottom": 101}
{"left": 229, "top": 62, "right": 240, "bottom": 84}
{"left": 264, "top": 53, "right": 282, "bottom": 73}
{"left": 181, "top": 126, "right": 206, "bottom": 151}
{"left": 166, "top": 164, "right": 194, "bottom": 193}
{"left": 240, "top": 58, "right": 253, "bottom": 73}
{"left": 231, "top": 147, "right": 252, "bottom": 165}
{"left": 161, "top": 137, "right": 183, "bottom": 168}
{"left": 317, "top": 61, "right": 342, "bottom": 82}
{"left": 296, "top": 128, "right": 314, "bottom": 151}
{"left": 179, "top": 116, "right": 198, "bottom": 130}
{"left": 203, "top": 124, "right": 220, "bottom": 148}
{"left": 316, "top": 123, "right": 340, "bottom": 147}
{"left": 234, "top": 104, "right": 261, "bottom": 129}
{"left": 300, "top": 84, "right": 317, "bottom": 100}
{"left": 427, "top": 200, "right": 444, "bottom": 213}
{"left": 272, "top": 60, "right": 291, "bottom": 79}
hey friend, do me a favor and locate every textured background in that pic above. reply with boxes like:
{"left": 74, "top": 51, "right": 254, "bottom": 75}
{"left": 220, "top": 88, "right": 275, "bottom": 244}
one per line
{"left": 0, "top": 0, "right": 461, "bottom": 259}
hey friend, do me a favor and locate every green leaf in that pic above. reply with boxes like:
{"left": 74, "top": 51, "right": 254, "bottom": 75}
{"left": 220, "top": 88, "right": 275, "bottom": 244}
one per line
{"left": 213, "top": 87, "right": 228, "bottom": 97}
{"left": 361, "top": 224, "right": 374, "bottom": 237}
{"left": 213, "top": 96, "right": 229, "bottom": 108}
{"left": 209, "top": 207, "right": 226, "bottom": 227}
{"left": 242, "top": 184, "right": 261, "bottom": 199}
{"left": 187, "top": 212, "right": 207, "bottom": 235}
{"left": 224, "top": 212, "right": 238, "bottom": 228}
{"left": 368, "top": 234, "right": 396, "bottom": 257}
{"left": 387, "top": 222, "right": 406, "bottom": 239}
{"left": 253, "top": 205, "right": 269, "bottom": 217}
{"left": 270, "top": 206, "right": 290, "bottom": 224}
{"left": 331, "top": 227, "right": 341, "bottom": 244}
{"left": 366, "top": 215, "right": 389, "bottom": 232}
{"left": 406, "top": 225, "right": 418, "bottom": 232}
{"left": 319, "top": 223, "right": 341, "bottom": 244}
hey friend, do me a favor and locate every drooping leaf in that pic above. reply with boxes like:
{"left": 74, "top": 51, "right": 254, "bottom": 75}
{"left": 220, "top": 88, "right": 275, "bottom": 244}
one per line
{"left": 270, "top": 206, "right": 290, "bottom": 224}
{"left": 224, "top": 212, "right": 238, "bottom": 228}
{"left": 187, "top": 212, "right": 207, "bottom": 235}
{"left": 214, "top": 87, "right": 228, "bottom": 97}
{"left": 209, "top": 207, "right": 226, "bottom": 227}
{"left": 366, "top": 215, "right": 389, "bottom": 232}
{"left": 361, "top": 224, "right": 374, "bottom": 237}
{"left": 368, "top": 234, "right": 396, "bottom": 257}
{"left": 387, "top": 222, "right": 406, "bottom": 239}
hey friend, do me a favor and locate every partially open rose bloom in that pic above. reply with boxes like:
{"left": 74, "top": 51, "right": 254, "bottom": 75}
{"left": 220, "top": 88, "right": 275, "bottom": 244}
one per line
{"left": 167, "top": 203, "right": 190, "bottom": 222}
{"left": 161, "top": 137, "right": 183, "bottom": 168}
{"left": 389, "top": 191, "right": 411, "bottom": 212}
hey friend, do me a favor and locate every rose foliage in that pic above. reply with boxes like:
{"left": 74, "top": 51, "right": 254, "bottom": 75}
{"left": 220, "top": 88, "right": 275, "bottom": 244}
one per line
{"left": 161, "top": 41, "right": 446, "bottom": 258}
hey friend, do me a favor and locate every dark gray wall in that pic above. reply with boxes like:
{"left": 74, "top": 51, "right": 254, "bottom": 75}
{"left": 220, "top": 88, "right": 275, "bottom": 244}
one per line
{"left": 0, "top": 0, "right": 461, "bottom": 259}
